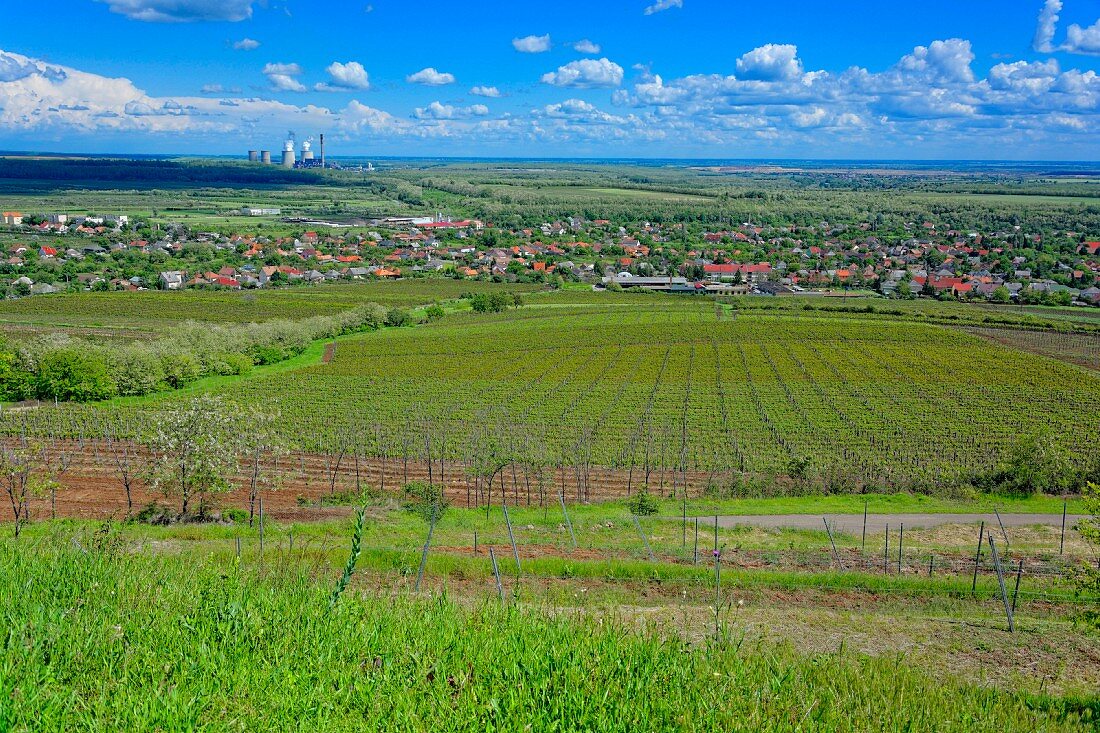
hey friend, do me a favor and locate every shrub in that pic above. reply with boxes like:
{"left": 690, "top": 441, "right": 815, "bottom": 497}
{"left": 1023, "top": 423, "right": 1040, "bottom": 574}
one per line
{"left": 34, "top": 348, "right": 116, "bottom": 402}
{"left": 402, "top": 481, "right": 448, "bottom": 522}
{"left": 424, "top": 304, "right": 445, "bottom": 322}
{"left": 627, "top": 489, "right": 659, "bottom": 516}
{"left": 385, "top": 308, "right": 410, "bottom": 327}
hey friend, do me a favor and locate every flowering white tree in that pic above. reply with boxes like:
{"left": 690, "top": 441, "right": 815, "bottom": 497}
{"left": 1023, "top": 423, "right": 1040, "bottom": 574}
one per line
{"left": 145, "top": 396, "right": 246, "bottom": 518}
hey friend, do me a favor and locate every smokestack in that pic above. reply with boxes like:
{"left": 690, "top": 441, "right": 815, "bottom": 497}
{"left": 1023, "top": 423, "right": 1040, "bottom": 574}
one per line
{"left": 261, "top": 150, "right": 271, "bottom": 164}
{"left": 248, "top": 150, "right": 258, "bottom": 162}
{"left": 320, "top": 133, "right": 325, "bottom": 169}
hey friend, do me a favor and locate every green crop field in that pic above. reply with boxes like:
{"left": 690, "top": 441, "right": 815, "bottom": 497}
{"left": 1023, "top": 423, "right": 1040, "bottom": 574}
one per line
{"left": 31, "top": 290, "right": 1099, "bottom": 492}
{"left": 0, "top": 280, "right": 539, "bottom": 330}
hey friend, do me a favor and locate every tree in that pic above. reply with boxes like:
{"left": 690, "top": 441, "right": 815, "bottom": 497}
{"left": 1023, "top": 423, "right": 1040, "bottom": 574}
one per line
{"left": 240, "top": 407, "right": 286, "bottom": 526}
{"left": 999, "top": 431, "right": 1073, "bottom": 496}
{"left": 989, "top": 285, "right": 1010, "bottom": 304}
{"left": 34, "top": 348, "right": 115, "bottom": 402}
{"left": 0, "top": 440, "right": 54, "bottom": 538}
{"left": 144, "top": 396, "right": 246, "bottom": 518}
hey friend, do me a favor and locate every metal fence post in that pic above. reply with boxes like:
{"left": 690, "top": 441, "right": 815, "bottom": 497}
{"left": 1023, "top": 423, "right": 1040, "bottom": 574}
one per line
{"left": 633, "top": 515, "right": 657, "bottom": 562}
{"left": 502, "top": 504, "right": 521, "bottom": 576}
{"left": 987, "top": 535, "right": 1014, "bottom": 633}
{"left": 972, "top": 521, "right": 984, "bottom": 592}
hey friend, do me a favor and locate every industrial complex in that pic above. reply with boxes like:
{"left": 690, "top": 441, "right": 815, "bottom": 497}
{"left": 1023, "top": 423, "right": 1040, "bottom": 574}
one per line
{"left": 247, "top": 132, "right": 369, "bottom": 171}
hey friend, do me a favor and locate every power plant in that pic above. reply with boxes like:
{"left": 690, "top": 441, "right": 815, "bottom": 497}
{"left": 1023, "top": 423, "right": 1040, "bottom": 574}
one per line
{"left": 246, "top": 132, "right": 367, "bottom": 172}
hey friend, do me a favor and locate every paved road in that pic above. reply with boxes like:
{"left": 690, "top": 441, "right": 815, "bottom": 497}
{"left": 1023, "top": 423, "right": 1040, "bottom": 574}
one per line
{"left": 692, "top": 513, "right": 1083, "bottom": 534}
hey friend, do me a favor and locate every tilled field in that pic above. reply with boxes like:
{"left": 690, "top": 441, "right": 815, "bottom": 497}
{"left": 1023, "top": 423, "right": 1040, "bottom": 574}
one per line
{"left": 14, "top": 439, "right": 716, "bottom": 522}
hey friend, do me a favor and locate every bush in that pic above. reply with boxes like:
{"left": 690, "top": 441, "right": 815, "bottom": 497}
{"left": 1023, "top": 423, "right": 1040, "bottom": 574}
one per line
{"left": 385, "top": 308, "right": 411, "bottom": 327}
{"left": 34, "top": 348, "right": 116, "bottom": 402}
{"left": 221, "top": 507, "right": 248, "bottom": 524}
{"left": 402, "top": 481, "right": 448, "bottom": 522}
{"left": 424, "top": 304, "right": 445, "bottom": 322}
{"left": 627, "top": 489, "right": 659, "bottom": 516}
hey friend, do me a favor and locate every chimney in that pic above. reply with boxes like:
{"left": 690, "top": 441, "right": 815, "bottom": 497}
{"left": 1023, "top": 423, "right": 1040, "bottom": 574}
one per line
{"left": 320, "top": 133, "right": 325, "bottom": 169}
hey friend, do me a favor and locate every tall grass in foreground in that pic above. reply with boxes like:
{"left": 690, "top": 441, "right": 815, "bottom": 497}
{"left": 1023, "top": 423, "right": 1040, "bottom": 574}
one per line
{"left": 0, "top": 533, "right": 1094, "bottom": 731}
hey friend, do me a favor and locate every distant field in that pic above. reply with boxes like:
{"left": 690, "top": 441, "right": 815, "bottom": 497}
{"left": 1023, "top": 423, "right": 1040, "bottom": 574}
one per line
{"left": 0, "top": 280, "right": 540, "bottom": 330}
{"left": 49, "top": 291, "right": 1098, "bottom": 491}
{"left": 965, "top": 327, "right": 1100, "bottom": 371}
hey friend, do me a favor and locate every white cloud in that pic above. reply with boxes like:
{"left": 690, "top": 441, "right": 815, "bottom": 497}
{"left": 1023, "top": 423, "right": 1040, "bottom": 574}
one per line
{"left": 233, "top": 38, "right": 260, "bottom": 51}
{"left": 895, "top": 39, "right": 974, "bottom": 83}
{"left": 573, "top": 39, "right": 601, "bottom": 54}
{"left": 643, "top": 0, "right": 682, "bottom": 15}
{"left": 1032, "top": 0, "right": 1100, "bottom": 56}
{"left": 541, "top": 58, "right": 624, "bottom": 88}
{"left": 513, "top": 34, "right": 551, "bottom": 53}
{"left": 315, "top": 61, "right": 370, "bottom": 91}
{"left": 470, "top": 85, "right": 501, "bottom": 97}
{"left": 1034, "top": 0, "right": 1062, "bottom": 53}
{"left": 263, "top": 62, "right": 305, "bottom": 92}
{"left": 414, "top": 101, "right": 490, "bottom": 119}
{"left": 538, "top": 98, "right": 625, "bottom": 124}
{"left": 1064, "top": 18, "right": 1100, "bottom": 55}
{"left": 96, "top": 0, "right": 254, "bottom": 22}
{"left": 406, "top": 67, "right": 455, "bottom": 85}
{"left": 201, "top": 83, "right": 241, "bottom": 94}
{"left": 735, "top": 44, "right": 803, "bottom": 81}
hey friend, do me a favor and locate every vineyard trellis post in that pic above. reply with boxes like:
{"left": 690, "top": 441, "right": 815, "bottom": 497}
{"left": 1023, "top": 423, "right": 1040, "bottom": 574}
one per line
{"left": 972, "top": 521, "right": 985, "bottom": 592}
{"left": 489, "top": 547, "right": 503, "bottom": 601}
{"left": 633, "top": 515, "right": 657, "bottom": 562}
{"left": 823, "top": 518, "right": 843, "bottom": 570}
{"left": 987, "top": 535, "right": 1014, "bottom": 633}
{"left": 502, "top": 504, "right": 520, "bottom": 577}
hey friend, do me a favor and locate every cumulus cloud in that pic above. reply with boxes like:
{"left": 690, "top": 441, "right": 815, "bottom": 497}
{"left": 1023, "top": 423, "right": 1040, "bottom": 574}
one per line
{"left": 895, "top": 38, "right": 974, "bottom": 83}
{"left": 315, "top": 61, "right": 370, "bottom": 91}
{"left": 1064, "top": 18, "right": 1100, "bottom": 55}
{"left": 541, "top": 58, "right": 624, "bottom": 88}
{"left": 643, "top": 0, "right": 682, "bottom": 15}
{"left": 538, "top": 98, "right": 625, "bottom": 124}
{"left": 573, "top": 39, "right": 601, "bottom": 54}
{"left": 470, "top": 85, "right": 501, "bottom": 97}
{"left": 96, "top": 0, "right": 254, "bottom": 22}
{"left": 406, "top": 67, "right": 455, "bottom": 85}
{"left": 233, "top": 38, "right": 260, "bottom": 51}
{"left": 263, "top": 62, "right": 305, "bottom": 92}
{"left": 1033, "top": 0, "right": 1100, "bottom": 56}
{"left": 1034, "top": 0, "right": 1062, "bottom": 52}
{"left": 735, "top": 44, "right": 802, "bottom": 81}
{"left": 414, "top": 101, "right": 490, "bottom": 119}
{"left": 513, "top": 34, "right": 551, "bottom": 53}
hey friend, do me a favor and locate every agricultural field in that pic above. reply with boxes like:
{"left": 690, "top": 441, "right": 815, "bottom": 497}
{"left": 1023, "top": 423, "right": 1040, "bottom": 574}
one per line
{"left": 15, "top": 289, "right": 1099, "bottom": 498}
{"left": 0, "top": 280, "right": 538, "bottom": 331}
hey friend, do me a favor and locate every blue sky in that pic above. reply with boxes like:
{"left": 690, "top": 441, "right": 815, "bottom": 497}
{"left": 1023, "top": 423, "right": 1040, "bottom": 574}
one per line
{"left": 0, "top": 0, "right": 1098, "bottom": 158}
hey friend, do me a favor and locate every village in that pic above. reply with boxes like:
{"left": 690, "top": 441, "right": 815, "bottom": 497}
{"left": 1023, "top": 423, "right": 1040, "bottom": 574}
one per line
{"left": 0, "top": 207, "right": 1097, "bottom": 306}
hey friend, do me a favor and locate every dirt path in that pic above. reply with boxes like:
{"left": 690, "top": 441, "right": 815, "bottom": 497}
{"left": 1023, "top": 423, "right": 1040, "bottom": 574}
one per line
{"left": 699, "top": 513, "right": 1083, "bottom": 533}
{"left": 322, "top": 342, "right": 336, "bottom": 364}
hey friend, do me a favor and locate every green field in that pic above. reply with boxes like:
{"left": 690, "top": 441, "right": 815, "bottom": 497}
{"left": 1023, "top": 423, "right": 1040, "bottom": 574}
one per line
{"left": 25, "top": 290, "right": 1098, "bottom": 492}
{"left": 0, "top": 280, "right": 540, "bottom": 330}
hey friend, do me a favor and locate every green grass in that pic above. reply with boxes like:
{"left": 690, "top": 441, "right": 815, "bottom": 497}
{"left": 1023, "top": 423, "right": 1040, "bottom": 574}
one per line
{"left": 1, "top": 533, "right": 1094, "bottom": 731}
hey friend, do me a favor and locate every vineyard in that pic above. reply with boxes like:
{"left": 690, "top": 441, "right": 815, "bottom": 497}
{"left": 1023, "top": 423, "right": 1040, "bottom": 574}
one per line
{"left": 10, "top": 291, "right": 1099, "bottom": 501}
{"left": 0, "top": 280, "right": 539, "bottom": 330}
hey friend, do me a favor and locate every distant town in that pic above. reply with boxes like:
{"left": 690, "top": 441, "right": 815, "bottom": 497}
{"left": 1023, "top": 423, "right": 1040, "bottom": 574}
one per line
{"left": 0, "top": 206, "right": 1097, "bottom": 307}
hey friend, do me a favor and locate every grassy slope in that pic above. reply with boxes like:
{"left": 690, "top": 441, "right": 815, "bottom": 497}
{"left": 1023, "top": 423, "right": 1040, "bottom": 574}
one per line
{"left": 1, "top": 535, "right": 1093, "bottom": 731}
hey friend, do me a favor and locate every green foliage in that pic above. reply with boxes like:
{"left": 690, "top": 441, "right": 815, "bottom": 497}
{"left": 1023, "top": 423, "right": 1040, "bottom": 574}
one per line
{"left": 402, "top": 481, "right": 448, "bottom": 522}
{"left": 627, "top": 489, "right": 659, "bottom": 516}
{"left": 468, "top": 291, "right": 521, "bottom": 313}
{"left": 384, "top": 307, "right": 410, "bottom": 327}
{"left": 33, "top": 348, "right": 115, "bottom": 402}
{"left": 992, "top": 431, "right": 1077, "bottom": 496}
{"left": 423, "top": 304, "right": 445, "bottom": 321}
